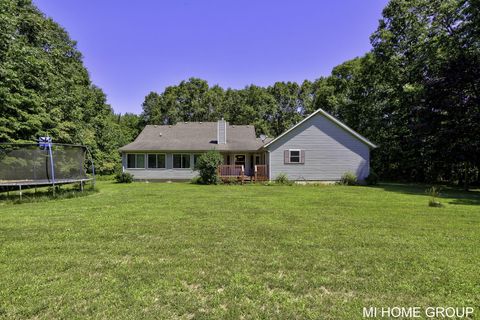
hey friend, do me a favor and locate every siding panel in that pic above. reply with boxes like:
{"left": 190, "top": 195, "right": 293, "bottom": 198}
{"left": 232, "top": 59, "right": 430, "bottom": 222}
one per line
{"left": 123, "top": 153, "right": 198, "bottom": 180}
{"left": 268, "top": 114, "right": 371, "bottom": 181}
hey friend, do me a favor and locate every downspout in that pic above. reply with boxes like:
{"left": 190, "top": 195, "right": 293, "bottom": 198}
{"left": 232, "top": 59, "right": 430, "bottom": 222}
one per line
{"left": 267, "top": 150, "right": 271, "bottom": 181}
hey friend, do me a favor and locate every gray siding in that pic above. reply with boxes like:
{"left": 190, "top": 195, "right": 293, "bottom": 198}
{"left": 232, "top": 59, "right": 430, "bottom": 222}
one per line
{"left": 267, "top": 113, "right": 370, "bottom": 181}
{"left": 122, "top": 152, "right": 258, "bottom": 180}
{"left": 123, "top": 153, "right": 198, "bottom": 180}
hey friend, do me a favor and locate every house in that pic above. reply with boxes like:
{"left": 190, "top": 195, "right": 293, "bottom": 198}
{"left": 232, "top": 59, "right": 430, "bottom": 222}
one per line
{"left": 119, "top": 108, "right": 377, "bottom": 182}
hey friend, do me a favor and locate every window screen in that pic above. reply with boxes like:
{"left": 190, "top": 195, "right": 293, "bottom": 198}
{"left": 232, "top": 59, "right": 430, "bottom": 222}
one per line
{"left": 147, "top": 154, "right": 166, "bottom": 168}
{"left": 173, "top": 154, "right": 190, "bottom": 168}
{"left": 289, "top": 150, "right": 300, "bottom": 163}
{"left": 127, "top": 154, "right": 145, "bottom": 168}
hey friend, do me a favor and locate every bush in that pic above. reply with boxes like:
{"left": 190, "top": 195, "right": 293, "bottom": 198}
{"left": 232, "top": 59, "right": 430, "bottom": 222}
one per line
{"left": 195, "top": 150, "right": 223, "bottom": 185}
{"left": 339, "top": 172, "right": 357, "bottom": 185}
{"left": 274, "top": 173, "right": 293, "bottom": 185}
{"left": 426, "top": 186, "right": 443, "bottom": 207}
{"left": 365, "top": 171, "right": 379, "bottom": 185}
{"left": 115, "top": 172, "right": 134, "bottom": 183}
{"left": 218, "top": 177, "right": 239, "bottom": 185}
{"left": 190, "top": 176, "right": 203, "bottom": 184}
{"left": 95, "top": 174, "right": 116, "bottom": 181}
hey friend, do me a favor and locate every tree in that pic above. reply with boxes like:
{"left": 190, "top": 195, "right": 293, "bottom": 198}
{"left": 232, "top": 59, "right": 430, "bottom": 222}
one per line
{"left": 371, "top": 0, "right": 480, "bottom": 186}
{"left": 0, "top": 0, "right": 124, "bottom": 174}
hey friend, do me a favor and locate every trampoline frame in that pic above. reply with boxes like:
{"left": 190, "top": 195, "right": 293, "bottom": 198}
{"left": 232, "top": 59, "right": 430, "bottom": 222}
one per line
{"left": 0, "top": 142, "right": 95, "bottom": 198}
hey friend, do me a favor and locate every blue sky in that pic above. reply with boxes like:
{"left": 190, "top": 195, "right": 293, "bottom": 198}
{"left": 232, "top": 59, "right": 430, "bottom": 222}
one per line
{"left": 33, "top": 0, "right": 389, "bottom": 114}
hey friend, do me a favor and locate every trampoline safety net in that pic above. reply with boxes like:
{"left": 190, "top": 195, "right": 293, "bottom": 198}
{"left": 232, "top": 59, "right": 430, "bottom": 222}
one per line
{"left": 0, "top": 143, "right": 91, "bottom": 188}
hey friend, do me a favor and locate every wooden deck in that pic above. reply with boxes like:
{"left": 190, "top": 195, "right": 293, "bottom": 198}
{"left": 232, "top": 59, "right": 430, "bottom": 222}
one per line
{"left": 218, "top": 165, "right": 268, "bottom": 183}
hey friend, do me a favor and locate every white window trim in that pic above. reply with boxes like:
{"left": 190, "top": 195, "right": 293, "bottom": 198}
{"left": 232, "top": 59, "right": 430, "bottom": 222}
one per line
{"left": 172, "top": 153, "right": 192, "bottom": 169}
{"left": 289, "top": 149, "right": 301, "bottom": 164}
{"left": 126, "top": 153, "right": 146, "bottom": 169}
{"left": 147, "top": 153, "right": 166, "bottom": 169}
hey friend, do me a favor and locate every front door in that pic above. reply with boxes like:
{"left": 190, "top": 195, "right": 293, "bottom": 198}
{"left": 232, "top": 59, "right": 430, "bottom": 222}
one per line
{"left": 234, "top": 154, "right": 246, "bottom": 168}
{"left": 255, "top": 154, "right": 263, "bottom": 165}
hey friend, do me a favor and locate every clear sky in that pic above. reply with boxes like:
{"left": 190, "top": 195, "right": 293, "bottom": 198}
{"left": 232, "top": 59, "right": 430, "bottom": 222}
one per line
{"left": 33, "top": 0, "right": 389, "bottom": 114}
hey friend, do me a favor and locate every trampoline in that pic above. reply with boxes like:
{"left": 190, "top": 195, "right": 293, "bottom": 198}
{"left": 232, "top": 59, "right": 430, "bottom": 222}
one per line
{"left": 0, "top": 138, "right": 95, "bottom": 197}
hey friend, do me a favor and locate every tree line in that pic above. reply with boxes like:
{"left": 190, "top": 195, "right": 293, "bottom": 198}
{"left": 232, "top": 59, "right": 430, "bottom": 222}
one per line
{"left": 1, "top": 0, "right": 479, "bottom": 186}
{"left": 141, "top": 0, "right": 480, "bottom": 187}
{"left": 0, "top": 0, "right": 141, "bottom": 173}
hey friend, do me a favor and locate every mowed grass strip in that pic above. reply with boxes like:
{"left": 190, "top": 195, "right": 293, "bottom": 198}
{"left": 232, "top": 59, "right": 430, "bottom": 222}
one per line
{"left": 0, "top": 182, "right": 479, "bottom": 319}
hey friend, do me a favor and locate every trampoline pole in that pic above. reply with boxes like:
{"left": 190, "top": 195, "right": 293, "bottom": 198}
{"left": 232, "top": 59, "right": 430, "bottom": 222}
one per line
{"left": 19, "top": 185, "right": 22, "bottom": 201}
{"left": 49, "top": 143, "right": 55, "bottom": 197}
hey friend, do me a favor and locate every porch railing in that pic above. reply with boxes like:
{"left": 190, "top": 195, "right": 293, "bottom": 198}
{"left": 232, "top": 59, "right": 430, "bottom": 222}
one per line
{"left": 218, "top": 165, "right": 245, "bottom": 182}
{"left": 217, "top": 164, "right": 268, "bottom": 183}
{"left": 254, "top": 165, "right": 268, "bottom": 181}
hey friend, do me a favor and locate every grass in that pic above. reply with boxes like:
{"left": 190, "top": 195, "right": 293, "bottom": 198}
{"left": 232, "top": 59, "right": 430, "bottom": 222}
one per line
{"left": 0, "top": 181, "right": 479, "bottom": 319}
{"left": 0, "top": 184, "right": 98, "bottom": 205}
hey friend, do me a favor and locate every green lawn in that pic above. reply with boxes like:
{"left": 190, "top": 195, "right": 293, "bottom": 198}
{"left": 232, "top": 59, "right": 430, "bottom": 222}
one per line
{"left": 0, "top": 182, "right": 479, "bottom": 319}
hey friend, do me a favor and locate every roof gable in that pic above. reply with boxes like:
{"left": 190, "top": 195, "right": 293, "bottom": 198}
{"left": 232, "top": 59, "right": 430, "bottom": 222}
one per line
{"left": 263, "top": 108, "right": 377, "bottom": 149}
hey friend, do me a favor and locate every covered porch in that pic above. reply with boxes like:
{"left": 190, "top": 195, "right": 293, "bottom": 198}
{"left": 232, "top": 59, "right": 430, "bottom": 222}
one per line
{"left": 218, "top": 152, "right": 268, "bottom": 182}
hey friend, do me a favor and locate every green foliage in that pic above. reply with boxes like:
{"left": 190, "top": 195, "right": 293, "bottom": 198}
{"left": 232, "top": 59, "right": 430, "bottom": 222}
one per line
{"left": 0, "top": 0, "right": 141, "bottom": 175}
{"left": 365, "top": 171, "right": 379, "bottom": 185}
{"left": 114, "top": 172, "right": 134, "bottom": 184}
{"left": 339, "top": 172, "right": 357, "bottom": 186}
{"left": 94, "top": 174, "right": 116, "bottom": 181}
{"left": 426, "top": 186, "right": 443, "bottom": 207}
{"left": 274, "top": 173, "right": 293, "bottom": 185}
{"left": 195, "top": 150, "right": 223, "bottom": 185}
{"left": 189, "top": 176, "right": 203, "bottom": 185}
{"left": 221, "top": 177, "right": 239, "bottom": 185}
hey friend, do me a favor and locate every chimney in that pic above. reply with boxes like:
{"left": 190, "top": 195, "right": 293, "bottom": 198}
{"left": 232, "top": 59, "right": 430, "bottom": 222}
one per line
{"left": 217, "top": 118, "right": 227, "bottom": 144}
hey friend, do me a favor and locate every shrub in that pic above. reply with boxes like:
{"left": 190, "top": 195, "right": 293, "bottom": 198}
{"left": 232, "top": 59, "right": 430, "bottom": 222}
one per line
{"left": 365, "top": 171, "right": 379, "bottom": 185}
{"left": 195, "top": 150, "right": 223, "bottom": 185}
{"left": 339, "top": 172, "right": 357, "bottom": 185}
{"left": 95, "top": 174, "right": 116, "bottom": 181}
{"left": 274, "top": 173, "right": 293, "bottom": 185}
{"left": 115, "top": 172, "right": 134, "bottom": 183}
{"left": 190, "top": 176, "right": 203, "bottom": 184}
{"left": 426, "top": 186, "right": 443, "bottom": 207}
{"left": 222, "top": 177, "right": 239, "bottom": 185}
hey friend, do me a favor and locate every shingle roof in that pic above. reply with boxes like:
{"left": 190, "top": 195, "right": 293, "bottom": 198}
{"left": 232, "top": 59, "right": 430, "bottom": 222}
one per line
{"left": 119, "top": 122, "right": 271, "bottom": 152}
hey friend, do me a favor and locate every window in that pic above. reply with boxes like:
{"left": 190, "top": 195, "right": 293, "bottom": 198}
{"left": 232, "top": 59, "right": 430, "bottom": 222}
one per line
{"left": 147, "top": 154, "right": 166, "bottom": 169}
{"left": 289, "top": 150, "right": 300, "bottom": 163}
{"left": 284, "top": 149, "right": 304, "bottom": 164}
{"left": 126, "top": 154, "right": 145, "bottom": 169}
{"left": 173, "top": 154, "right": 191, "bottom": 169}
{"left": 193, "top": 154, "right": 202, "bottom": 168}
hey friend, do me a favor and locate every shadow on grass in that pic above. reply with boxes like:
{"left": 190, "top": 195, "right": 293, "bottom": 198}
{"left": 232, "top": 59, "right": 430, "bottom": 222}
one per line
{"left": 0, "top": 184, "right": 99, "bottom": 205}
{"left": 368, "top": 183, "right": 480, "bottom": 206}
